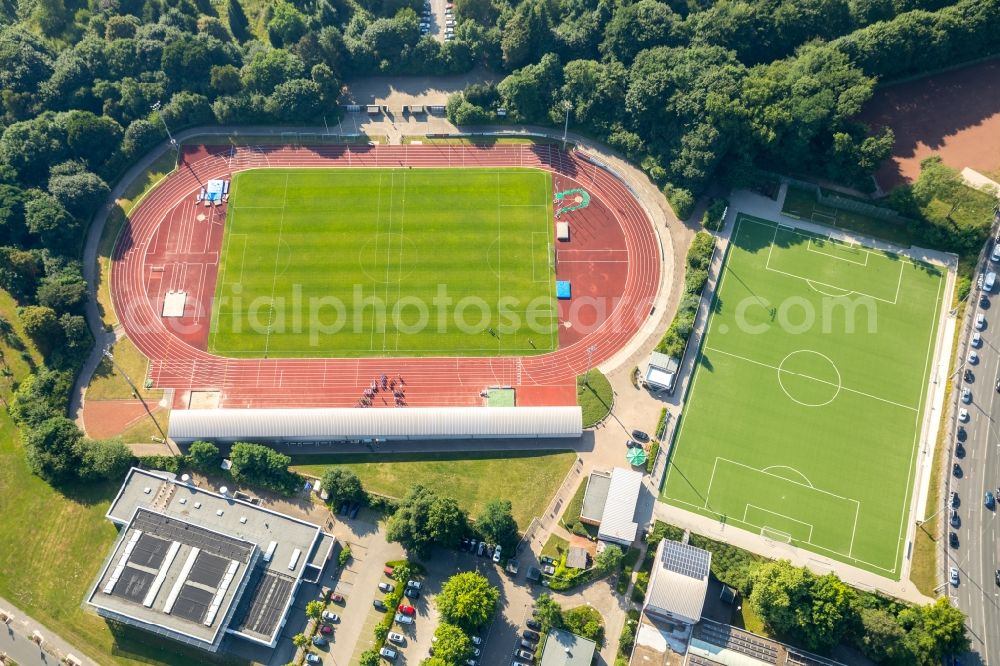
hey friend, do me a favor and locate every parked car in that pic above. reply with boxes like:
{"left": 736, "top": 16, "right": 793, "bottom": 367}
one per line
{"left": 962, "top": 387, "right": 972, "bottom": 403}
{"left": 395, "top": 612, "right": 414, "bottom": 625}
{"left": 958, "top": 425, "right": 967, "bottom": 441}
{"left": 526, "top": 619, "right": 541, "bottom": 631}
{"left": 379, "top": 582, "right": 395, "bottom": 593}
{"left": 471, "top": 636, "right": 483, "bottom": 646}
{"left": 625, "top": 439, "right": 640, "bottom": 449}
{"left": 953, "top": 463, "right": 963, "bottom": 477}
{"left": 949, "top": 567, "right": 960, "bottom": 586}
{"left": 543, "top": 564, "right": 556, "bottom": 575}
{"left": 461, "top": 538, "right": 470, "bottom": 551}
{"left": 350, "top": 503, "right": 361, "bottom": 519}
{"left": 471, "top": 647, "right": 482, "bottom": 657}
{"left": 384, "top": 566, "right": 395, "bottom": 577}
{"left": 972, "top": 332, "right": 982, "bottom": 347}
{"left": 312, "top": 636, "right": 328, "bottom": 646}
{"left": 380, "top": 647, "right": 398, "bottom": 660}
{"left": 950, "top": 510, "right": 960, "bottom": 528}
{"left": 406, "top": 580, "right": 423, "bottom": 590}
{"left": 404, "top": 587, "right": 421, "bottom": 599}
{"left": 332, "top": 592, "right": 345, "bottom": 604}
{"left": 519, "top": 640, "right": 536, "bottom": 652}
{"left": 320, "top": 624, "right": 333, "bottom": 635}
{"left": 959, "top": 408, "right": 970, "bottom": 422}
{"left": 374, "top": 599, "right": 387, "bottom": 611}
{"left": 976, "top": 313, "right": 987, "bottom": 330}
{"left": 306, "top": 654, "right": 322, "bottom": 664}
{"left": 338, "top": 502, "right": 349, "bottom": 515}
{"left": 477, "top": 542, "right": 486, "bottom": 557}
{"left": 995, "top": 569, "right": 1000, "bottom": 586}
{"left": 388, "top": 632, "right": 407, "bottom": 645}
{"left": 949, "top": 531, "right": 959, "bottom": 548}
{"left": 523, "top": 629, "right": 540, "bottom": 642}
{"left": 398, "top": 604, "right": 416, "bottom": 616}
{"left": 986, "top": 491, "right": 995, "bottom": 509}
{"left": 493, "top": 545, "right": 502, "bottom": 563}
{"left": 539, "top": 556, "right": 554, "bottom": 565}
{"left": 513, "top": 662, "right": 532, "bottom": 666}
{"left": 968, "top": 351, "right": 979, "bottom": 365}
{"left": 950, "top": 491, "right": 959, "bottom": 508}
{"left": 323, "top": 611, "right": 340, "bottom": 622}
{"left": 631, "top": 429, "right": 650, "bottom": 442}
{"left": 996, "top": 377, "right": 1000, "bottom": 393}
{"left": 515, "top": 649, "right": 534, "bottom": 661}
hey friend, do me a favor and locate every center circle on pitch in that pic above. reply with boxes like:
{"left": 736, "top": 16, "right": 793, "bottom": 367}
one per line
{"left": 359, "top": 234, "right": 418, "bottom": 283}
{"left": 776, "top": 350, "right": 841, "bottom": 407}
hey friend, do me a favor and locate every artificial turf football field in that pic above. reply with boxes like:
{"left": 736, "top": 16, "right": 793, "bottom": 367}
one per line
{"left": 209, "top": 167, "right": 557, "bottom": 357}
{"left": 662, "top": 214, "right": 946, "bottom": 578}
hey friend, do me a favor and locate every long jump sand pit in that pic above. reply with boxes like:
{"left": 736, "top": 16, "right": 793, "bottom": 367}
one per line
{"left": 859, "top": 58, "right": 1000, "bottom": 191}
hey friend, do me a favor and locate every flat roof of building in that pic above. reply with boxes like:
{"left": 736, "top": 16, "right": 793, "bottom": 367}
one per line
{"left": 540, "top": 629, "right": 597, "bottom": 666}
{"left": 168, "top": 406, "right": 583, "bottom": 443}
{"left": 88, "top": 507, "right": 255, "bottom": 645}
{"left": 94, "top": 468, "right": 327, "bottom": 647}
{"left": 580, "top": 470, "right": 612, "bottom": 523}
{"left": 597, "top": 467, "right": 643, "bottom": 545}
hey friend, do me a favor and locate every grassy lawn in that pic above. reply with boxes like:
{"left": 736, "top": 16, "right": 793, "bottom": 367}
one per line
{"left": 577, "top": 369, "right": 613, "bottom": 427}
{"left": 0, "top": 297, "right": 244, "bottom": 666}
{"left": 662, "top": 214, "right": 945, "bottom": 578}
{"left": 291, "top": 450, "right": 576, "bottom": 528}
{"left": 541, "top": 534, "right": 569, "bottom": 560}
{"left": 97, "top": 150, "right": 179, "bottom": 327}
{"left": 117, "top": 407, "right": 169, "bottom": 444}
{"left": 781, "top": 185, "right": 920, "bottom": 248}
{"left": 210, "top": 167, "right": 557, "bottom": 358}
{"left": 560, "top": 477, "right": 598, "bottom": 538}
{"left": 85, "top": 336, "right": 160, "bottom": 401}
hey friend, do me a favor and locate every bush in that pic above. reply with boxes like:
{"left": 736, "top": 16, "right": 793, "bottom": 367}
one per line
{"left": 664, "top": 184, "right": 695, "bottom": 220}
{"left": 655, "top": 407, "right": 668, "bottom": 439}
{"left": 229, "top": 442, "right": 302, "bottom": 494}
{"left": 655, "top": 232, "right": 715, "bottom": 358}
{"left": 645, "top": 440, "right": 659, "bottom": 473}
{"left": 646, "top": 521, "right": 684, "bottom": 547}
{"left": 338, "top": 546, "right": 352, "bottom": 567}
{"left": 689, "top": 533, "right": 763, "bottom": 594}
{"left": 186, "top": 440, "right": 220, "bottom": 471}
{"left": 702, "top": 198, "right": 728, "bottom": 231}
{"left": 139, "top": 454, "right": 181, "bottom": 473}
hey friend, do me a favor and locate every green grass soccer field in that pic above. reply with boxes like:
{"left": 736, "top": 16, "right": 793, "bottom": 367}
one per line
{"left": 209, "top": 167, "right": 557, "bottom": 357}
{"left": 662, "top": 214, "right": 946, "bottom": 578}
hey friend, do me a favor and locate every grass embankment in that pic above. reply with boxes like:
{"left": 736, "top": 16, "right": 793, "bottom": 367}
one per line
{"left": 401, "top": 135, "right": 555, "bottom": 145}
{"left": 85, "top": 337, "right": 159, "bottom": 401}
{"left": 96, "top": 149, "right": 178, "bottom": 328}
{"left": 0, "top": 297, "right": 244, "bottom": 666}
{"left": 781, "top": 185, "right": 920, "bottom": 248}
{"left": 292, "top": 450, "right": 576, "bottom": 527}
{"left": 577, "top": 369, "right": 613, "bottom": 427}
{"left": 191, "top": 133, "right": 385, "bottom": 145}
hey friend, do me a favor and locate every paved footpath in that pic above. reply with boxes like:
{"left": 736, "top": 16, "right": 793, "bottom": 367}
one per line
{"left": 0, "top": 597, "right": 100, "bottom": 666}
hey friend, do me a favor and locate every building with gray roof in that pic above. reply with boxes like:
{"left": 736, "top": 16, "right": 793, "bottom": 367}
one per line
{"left": 596, "top": 467, "right": 644, "bottom": 545}
{"left": 168, "top": 406, "right": 583, "bottom": 444}
{"left": 86, "top": 468, "right": 335, "bottom": 652}
{"left": 539, "top": 629, "right": 597, "bottom": 666}
{"left": 579, "top": 470, "right": 612, "bottom": 525}
{"left": 643, "top": 540, "right": 711, "bottom": 627}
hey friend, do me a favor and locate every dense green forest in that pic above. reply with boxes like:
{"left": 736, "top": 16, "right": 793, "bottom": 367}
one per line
{"left": 1, "top": 0, "right": 998, "bottom": 482}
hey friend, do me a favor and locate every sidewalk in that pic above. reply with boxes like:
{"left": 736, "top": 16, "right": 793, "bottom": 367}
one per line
{"left": 0, "top": 597, "right": 100, "bottom": 666}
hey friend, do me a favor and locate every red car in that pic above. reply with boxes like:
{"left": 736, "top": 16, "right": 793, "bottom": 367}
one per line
{"left": 384, "top": 566, "right": 395, "bottom": 578}
{"left": 331, "top": 593, "right": 345, "bottom": 604}
{"left": 321, "top": 624, "right": 333, "bottom": 635}
{"left": 397, "top": 604, "right": 416, "bottom": 616}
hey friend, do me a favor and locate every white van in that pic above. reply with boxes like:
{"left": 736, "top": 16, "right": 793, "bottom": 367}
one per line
{"left": 992, "top": 244, "right": 1000, "bottom": 262}
{"left": 985, "top": 271, "right": 997, "bottom": 292}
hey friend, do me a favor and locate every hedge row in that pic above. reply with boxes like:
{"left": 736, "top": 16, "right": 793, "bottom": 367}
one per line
{"left": 656, "top": 232, "right": 716, "bottom": 358}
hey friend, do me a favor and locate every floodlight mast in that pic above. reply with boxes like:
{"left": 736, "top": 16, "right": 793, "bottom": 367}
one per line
{"left": 152, "top": 101, "right": 179, "bottom": 153}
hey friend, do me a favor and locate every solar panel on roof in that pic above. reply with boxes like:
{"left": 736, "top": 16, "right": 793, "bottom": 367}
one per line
{"left": 189, "top": 551, "right": 228, "bottom": 587}
{"left": 662, "top": 541, "right": 710, "bottom": 579}
{"left": 130, "top": 533, "right": 170, "bottom": 569}
{"left": 236, "top": 571, "right": 295, "bottom": 637}
{"left": 113, "top": 567, "right": 155, "bottom": 603}
{"left": 172, "top": 584, "right": 214, "bottom": 623}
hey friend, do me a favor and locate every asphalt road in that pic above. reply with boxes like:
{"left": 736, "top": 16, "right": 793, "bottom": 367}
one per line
{"left": 950, "top": 266, "right": 1000, "bottom": 666}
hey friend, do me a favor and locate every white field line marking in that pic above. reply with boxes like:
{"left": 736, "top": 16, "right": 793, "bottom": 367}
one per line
{"left": 891, "top": 269, "right": 945, "bottom": 575}
{"left": 369, "top": 172, "right": 384, "bottom": 352}
{"left": 806, "top": 238, "right": 870, "bottom": 266}
{"left": 744, "top": 504, "right": 814, "bottom": 542}
{"left": 393, "top": 171, "right": 408, "bottom": 351}
{"left": 704, "top": 346, "right": 919, "bottom": 412}
{"left": 382, "top": 171, "right": 396, "bottom": 351}
{"left": 262, "top": 173, "right": 290, "bottom": 358}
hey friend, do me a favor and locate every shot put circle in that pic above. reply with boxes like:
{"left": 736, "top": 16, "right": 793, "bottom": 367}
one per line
{"left": 359, "top": 234, "right": 418, "bottom": 283}
{"left": 776, "top": 349, "right": 842, "bottom": 407}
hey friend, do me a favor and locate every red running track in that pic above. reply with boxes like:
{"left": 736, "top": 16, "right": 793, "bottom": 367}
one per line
{"left": 111, "top": 144, "right": 661, "bottom": 409}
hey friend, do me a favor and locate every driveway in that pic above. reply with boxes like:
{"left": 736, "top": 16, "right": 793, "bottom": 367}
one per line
{"left": 310, "top": 507, "right": 405, "bottom": 666}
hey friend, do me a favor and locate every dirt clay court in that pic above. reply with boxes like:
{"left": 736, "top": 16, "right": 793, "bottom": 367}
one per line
{"left": 860, "top": 58, "right": 1000, "bottom": 191}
